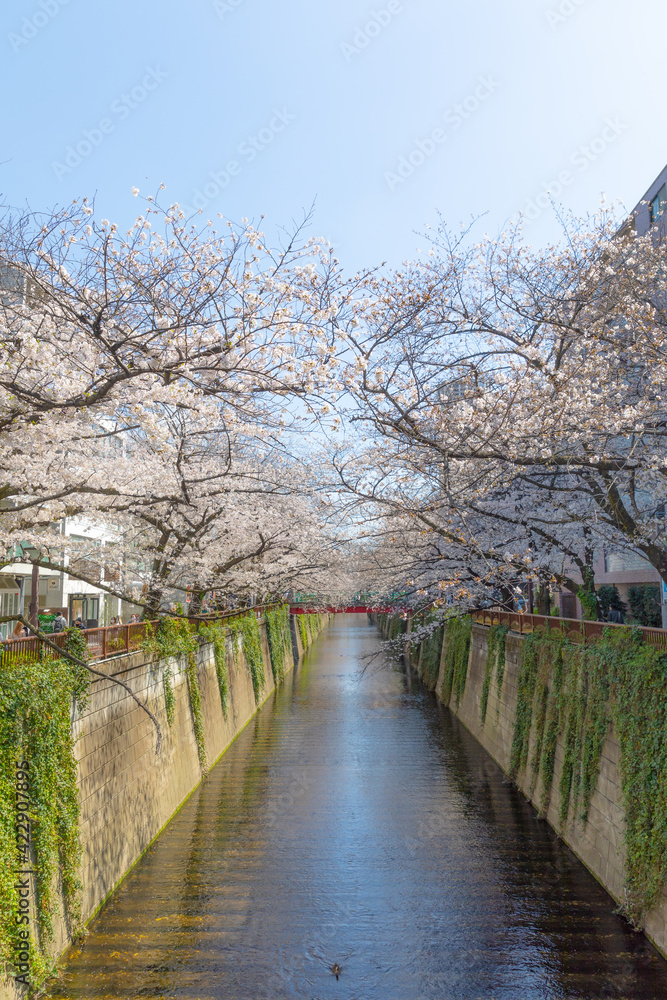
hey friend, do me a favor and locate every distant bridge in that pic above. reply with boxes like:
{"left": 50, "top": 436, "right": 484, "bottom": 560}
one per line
{"left": 290, "top": 604, "right": 404, "bottom": 615}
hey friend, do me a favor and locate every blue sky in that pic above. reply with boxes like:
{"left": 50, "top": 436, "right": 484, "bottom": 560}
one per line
{"left": 1, "top": 0, "right": 664, "bottom": 273}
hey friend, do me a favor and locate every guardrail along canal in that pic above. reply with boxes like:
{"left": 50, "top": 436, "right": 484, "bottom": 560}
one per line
{"left": 48, "top": 615, "right": 667, "bottom": 999}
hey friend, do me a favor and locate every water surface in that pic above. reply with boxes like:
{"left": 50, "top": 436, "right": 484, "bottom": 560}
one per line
{"left": 48, "top": 615, "right": 667, "bottom": 999}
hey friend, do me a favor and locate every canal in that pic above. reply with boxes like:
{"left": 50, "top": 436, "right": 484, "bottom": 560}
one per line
{"left": 48, "top": 615, "right": 667, "bottom": 999}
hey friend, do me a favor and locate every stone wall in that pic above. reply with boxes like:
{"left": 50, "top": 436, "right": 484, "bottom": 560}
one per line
{"left": 409, "top": 620, "right": 667, "bottom": 959}
{"left": 3, "top": 613, "right": 328, "bottom": 1000}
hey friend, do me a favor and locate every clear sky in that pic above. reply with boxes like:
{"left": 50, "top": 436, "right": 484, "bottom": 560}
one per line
{"left": 1, "top": 0, "right": 664, "bottom": 273}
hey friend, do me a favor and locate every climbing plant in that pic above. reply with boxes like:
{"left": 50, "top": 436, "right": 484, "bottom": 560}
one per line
{"left": 142, "top": 618, "right": 207, "bottom": 770}
{"left": 265, "top": 605, "right": 291, "bottom": 683}
{"left": 577, "top": 585, "right": 598, "bottom": 623}
{"left": 493, "top": 625, "right": 509, "bottom": 694}
{"left": 507, "top": 624, "right": 667, "bottom": 927}
{"left": 419, "top": 619, "right": 444, "bottom": 689}
{"left": 509, "top": 629, "right": 542, "bottom": 778}
{"left": 439, "top": 616, "right": 472, "bottom": 706}
{"left": 387, "top": 615, "right": 406, "bottom": 641}
{"left": 296, "top": 614, "right": 309, "bottom": 650}
{"left": 0, "top": 629, "right": 90, "bottom": 989}
{"left": 480, "top": 624, "right": 509, "bottom": 723}
{"left": 199, "top": 620, "right": 230, "bottom": 718}
{"left": 229, "top": 613, "right": 265, "bottom": 703}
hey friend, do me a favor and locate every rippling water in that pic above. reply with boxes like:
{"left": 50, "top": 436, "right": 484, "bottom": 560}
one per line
{"left": 47, "top": 615, "right": 667, "bottom": 999}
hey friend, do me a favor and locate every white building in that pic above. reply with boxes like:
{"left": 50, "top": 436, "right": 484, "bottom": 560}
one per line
{"left": 0, "top": 517, "right": 139, "bottom": 638}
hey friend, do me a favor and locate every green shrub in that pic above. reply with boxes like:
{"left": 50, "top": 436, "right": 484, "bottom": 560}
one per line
{"left": 596, "top": 585, "right": 627, "bottom": 620}
{"left": 628, "top": 584, "right": 661, "bottom": 627}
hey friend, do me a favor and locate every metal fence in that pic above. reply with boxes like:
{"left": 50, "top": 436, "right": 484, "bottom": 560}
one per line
{"left": 470, "top": 609, "right": 667, "bottom": 651}
{"left": 0, "top": 604, "right": 275, "bottom": 669}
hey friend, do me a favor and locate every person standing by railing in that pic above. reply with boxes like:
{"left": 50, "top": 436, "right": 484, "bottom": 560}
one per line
{"left": 52, "top": 611, "right": 67, "bottom": 633}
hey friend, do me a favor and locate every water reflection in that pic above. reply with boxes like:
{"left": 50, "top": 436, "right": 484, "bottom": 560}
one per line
{"left": 47, "top": 616, "right": 667, "bottom": 999}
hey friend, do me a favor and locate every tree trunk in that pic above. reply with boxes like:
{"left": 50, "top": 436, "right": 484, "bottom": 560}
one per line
{"left": 536, "top": 582, "right": 550, "bottom": 616}
{"left": 143, "top": 585, "right": 163, "bottom": 619}
{"left": 188, "top": 588, "right": 205, "bottom": 618}
{"left": 499, "top": 584, "right": 514, "bottom": 611}
{"left": 576, "top": 563, "right": 598, "bottom": 621}
{"left": 29, "top": 561, "right": 39, "bottom": 629}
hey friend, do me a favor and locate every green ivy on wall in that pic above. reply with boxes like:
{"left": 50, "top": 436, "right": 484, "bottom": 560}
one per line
{"left": 294, "top": 611, "right": 327, "bottom": 651}
{"left": 480, "top": 624, "right": 509, "bottom": 723}
{"left": 296, "top": 614, "right": 309, "bottom": 650}
{"left": 508, "top": 624, "right": 667, "bottom": 927}
{"left": 0, "top": 630, "right": 90, "bottom": 990}
{"left": 162, "top": 665, "right": 176, "bottom": 727}
{"left": 265, "top": 605, "right": 291, "bottom": 683}
{"left": 199, "top": 620, "right": 230, "bottom": 718}
{"left": 387, "top": 615, "right": 406, "bottom": 641}
{"left": 440, "top": 616, "right": 472, "bottom": 706}
{"left": 419, "top": 619, "right": 444, "bottom": 688}
{"left": 229, "top": 614, "right": 265, "bottom": 703}
{"left": 142, "top": 618, "right": 207, "bottom": 770}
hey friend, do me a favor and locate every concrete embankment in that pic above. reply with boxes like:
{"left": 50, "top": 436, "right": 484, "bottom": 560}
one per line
{"left": 376, "top": 615, "right": 667, "bottom": 960}
{"left": 3, "top": 612, "right": 329, "bottom": 1000}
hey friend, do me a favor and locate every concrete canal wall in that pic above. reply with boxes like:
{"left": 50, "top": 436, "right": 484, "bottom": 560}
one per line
{"left": 3, "top": 612, "right": 330, "bottom": 1000}
{"left": 403, "top": 619, "right": 667, "bottom": 959}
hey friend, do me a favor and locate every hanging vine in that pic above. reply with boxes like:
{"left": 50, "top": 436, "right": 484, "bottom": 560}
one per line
{"left": 199, "top": 620, "right": 230, "bottom": 717}
{"left": 385, "top": 615, "right": 405, "bottom": 639}
{"left": 297, "top": 614, "right": 309, "bottom": 650}
{"left": 265, "top": 605, "right": 291, "bottom": 683}
{"left": 507, "top": 624, "right": 667, "bottom": 927}
{"left": 439, "top": 616, "right": 472, "bottom": 706}
{"left": 480, "top": 624, "right": 509, "bottom": 723}
{"left": 419, "top": 619, "right": 444, "bottom": 689}
{"left": 0, "top": 629, "right": 89, "bottom": 990}
{"left": 494, "top": 625, "right": 509, "bottom": 694}
{"left": 229, "top": 614, "right": 265, "bottom": 703}
{"left": 142, "top": 617, "right": 207, "bottom": 770}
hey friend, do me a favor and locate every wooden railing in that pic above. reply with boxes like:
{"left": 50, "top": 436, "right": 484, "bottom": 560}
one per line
{"left": 0, "top": 603, "right": 278, "bottom": 667}
{"left": 471, "top": 608, "right": 667, "bottom": 650}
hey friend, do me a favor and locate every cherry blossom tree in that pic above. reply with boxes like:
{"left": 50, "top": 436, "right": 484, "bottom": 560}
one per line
{"left": 341, "top": 208, "right": 667, "bottom": 610}
{"left": 0, "top": 193, "right": 360, "bottom": 548}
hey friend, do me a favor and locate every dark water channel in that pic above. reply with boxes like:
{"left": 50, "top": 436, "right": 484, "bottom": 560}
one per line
{"left": 49, "top": 616, "right": 667, "bottom": 999}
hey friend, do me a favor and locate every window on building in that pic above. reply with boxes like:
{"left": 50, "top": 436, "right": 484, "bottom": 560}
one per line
{"left": 0, "top": 264, "right": 25, "bottom": 307}
{"left": 650, "top": 184, "right": 667, "bottom": 225}
{"left": 68, "top": 594, "right": 100, "bottom": 627}
{"left": 604, "top": 550, "right": 651, "bottom": 573}
{"left": 0, "top": 589, "right": 21, "bottom": 639}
